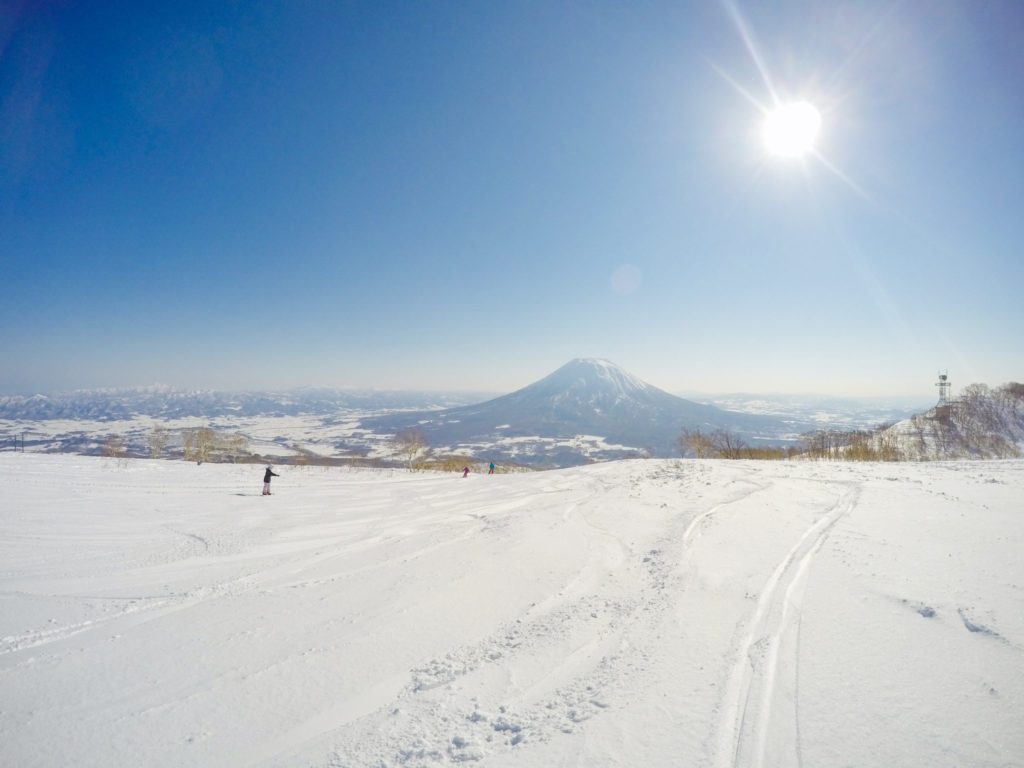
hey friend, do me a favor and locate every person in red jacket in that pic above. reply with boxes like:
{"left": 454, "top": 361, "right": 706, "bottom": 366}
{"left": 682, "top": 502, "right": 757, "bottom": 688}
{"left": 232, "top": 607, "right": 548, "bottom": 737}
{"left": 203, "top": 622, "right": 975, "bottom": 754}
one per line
{"left": 263, "top": 465, "right": 279, "bottom": 495}
{"left": 462, "top": 466, "right": 470, "bottom": 478}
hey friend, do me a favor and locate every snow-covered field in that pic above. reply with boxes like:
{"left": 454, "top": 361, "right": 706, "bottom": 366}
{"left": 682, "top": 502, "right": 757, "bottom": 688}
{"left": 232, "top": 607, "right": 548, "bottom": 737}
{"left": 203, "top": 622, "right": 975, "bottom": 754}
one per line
{"left": 1, "top": 454, "right": 1021, "bottom": 768}
{"left": 0, "top": 413, "right": 397, "bottom": 462}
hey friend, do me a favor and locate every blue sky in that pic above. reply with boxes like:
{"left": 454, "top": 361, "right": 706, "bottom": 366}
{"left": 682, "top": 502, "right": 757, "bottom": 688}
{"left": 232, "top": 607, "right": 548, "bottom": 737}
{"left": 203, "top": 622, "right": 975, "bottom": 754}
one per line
{"left": 2, "top": 1, "right": 1021, "bottom": 397}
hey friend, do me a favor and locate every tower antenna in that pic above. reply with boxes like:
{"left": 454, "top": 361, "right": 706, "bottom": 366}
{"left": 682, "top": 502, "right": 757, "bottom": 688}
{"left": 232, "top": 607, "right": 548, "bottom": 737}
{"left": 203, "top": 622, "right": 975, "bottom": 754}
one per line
{"left": 935, "top": 370, "right": 951, "bottom": 406}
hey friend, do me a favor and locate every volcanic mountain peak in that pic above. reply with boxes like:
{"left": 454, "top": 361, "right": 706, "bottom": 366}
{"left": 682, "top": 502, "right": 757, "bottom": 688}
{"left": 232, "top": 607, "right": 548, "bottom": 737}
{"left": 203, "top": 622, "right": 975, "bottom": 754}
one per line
{"left": 510, "top": 358, "right": 662, "bottom": 406}
{"left": 555, "top": 358, "right": 654, "bottom": 394}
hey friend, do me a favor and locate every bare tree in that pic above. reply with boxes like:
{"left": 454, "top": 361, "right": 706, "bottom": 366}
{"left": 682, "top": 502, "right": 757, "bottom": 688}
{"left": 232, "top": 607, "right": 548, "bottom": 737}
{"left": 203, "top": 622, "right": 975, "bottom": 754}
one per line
{"left": 802, "top": 429, "right": 842, "bottom": 460}
{"left": 148, "top": 425, "right": 168, "bottom": 459}
{"left": 678, "top": 428, "right": 714, "bottom": 458}
{"left": 436, "top": 455, "right": 474, "bottom": 473}
{"left": 876, "top": 431, "right": 903, "bottom": 461}
{"left": 218, "top": 433, "right": 248, "bottom": 463}
{"left": 104, "top": 434, "right": 126, "bottom": 460}
{"left": 182, "top": 429, "right": 196, "bottom": 461}
{"left": 183, "top": 427, "right": 218, "bottom": 463}
{"left": 195, "top": 427, "right": 218, "bottom": 463}
{"left": 710, "top": 429, "right": 747, "bottom": 459}
{"left": 394, "top": 427, "right": 428, "bottom": 471}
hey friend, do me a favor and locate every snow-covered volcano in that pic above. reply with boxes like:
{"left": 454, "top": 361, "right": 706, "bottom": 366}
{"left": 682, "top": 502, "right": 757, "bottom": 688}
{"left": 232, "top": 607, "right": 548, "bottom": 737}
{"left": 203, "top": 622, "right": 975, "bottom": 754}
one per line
{"left": 505, "top": 357, "right": 659, "bottom": 403}
{"left": 492, "top": 357, "right": 677, "bottom": 415}
{"left": 364, "top": 358, "right": 782, "bottom": 465}
{"left": 444, "top": 357, "right": 737, "bottom": 437}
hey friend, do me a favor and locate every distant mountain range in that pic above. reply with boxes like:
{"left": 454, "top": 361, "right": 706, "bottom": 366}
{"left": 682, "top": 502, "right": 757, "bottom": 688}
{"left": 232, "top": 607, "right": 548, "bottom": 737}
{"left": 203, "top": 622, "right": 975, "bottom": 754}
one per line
{"left": 0, "top": 387, "right": 486, "bottom": 421}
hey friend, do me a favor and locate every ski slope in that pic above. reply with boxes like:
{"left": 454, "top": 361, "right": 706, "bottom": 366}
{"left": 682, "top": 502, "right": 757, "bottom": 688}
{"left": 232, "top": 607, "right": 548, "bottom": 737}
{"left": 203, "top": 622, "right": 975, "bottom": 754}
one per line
{"left": 1, "top": 454, "right": 1021, "bottom": 767}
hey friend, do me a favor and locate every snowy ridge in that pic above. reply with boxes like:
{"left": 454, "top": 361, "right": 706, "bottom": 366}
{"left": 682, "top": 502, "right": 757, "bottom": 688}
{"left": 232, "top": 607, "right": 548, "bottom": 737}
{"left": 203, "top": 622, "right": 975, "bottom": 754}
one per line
{"left": 876, "top": 383, "right": 1024, "bottom": 460}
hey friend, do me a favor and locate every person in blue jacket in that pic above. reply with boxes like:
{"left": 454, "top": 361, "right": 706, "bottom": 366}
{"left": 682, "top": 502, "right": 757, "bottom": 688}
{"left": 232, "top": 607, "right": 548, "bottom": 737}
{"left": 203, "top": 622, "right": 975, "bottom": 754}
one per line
{"left": 263, "top": 465, "right": 279, "bottom": 495}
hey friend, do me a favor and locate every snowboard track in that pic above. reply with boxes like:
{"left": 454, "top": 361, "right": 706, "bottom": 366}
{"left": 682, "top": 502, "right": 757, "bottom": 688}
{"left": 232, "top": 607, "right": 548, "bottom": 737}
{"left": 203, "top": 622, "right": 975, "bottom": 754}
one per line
{"left": 717, "top": 481, "right": 860, "bottom": 768}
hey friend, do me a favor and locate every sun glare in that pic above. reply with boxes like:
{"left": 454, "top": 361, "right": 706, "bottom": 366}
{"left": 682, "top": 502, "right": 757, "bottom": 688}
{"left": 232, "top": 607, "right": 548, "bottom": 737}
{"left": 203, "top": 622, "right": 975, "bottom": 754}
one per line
{"left": 763, "top": 101, "right": 821, "bottom": 158}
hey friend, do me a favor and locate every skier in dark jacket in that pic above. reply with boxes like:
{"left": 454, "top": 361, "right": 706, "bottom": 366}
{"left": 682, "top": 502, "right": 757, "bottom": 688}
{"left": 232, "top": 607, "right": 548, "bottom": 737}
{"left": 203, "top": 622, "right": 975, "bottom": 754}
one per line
{"left": 263, "top": 465, "right": 279, "bottom": 495}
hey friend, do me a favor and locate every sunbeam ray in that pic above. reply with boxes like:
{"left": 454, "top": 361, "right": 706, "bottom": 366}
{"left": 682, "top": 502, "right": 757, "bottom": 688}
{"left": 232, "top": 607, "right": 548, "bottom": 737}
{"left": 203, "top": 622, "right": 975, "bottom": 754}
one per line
{"left": 825, "top": 2, "right": 902, "bottom": 93}
{"left": 720, "top": 0, "right": 779, "bottom": 105}
{"left": 809, "top": 149, "right": 874, "bottom": 203}
{"left": 707, "top": 60, "right": 771, "bottom": 114}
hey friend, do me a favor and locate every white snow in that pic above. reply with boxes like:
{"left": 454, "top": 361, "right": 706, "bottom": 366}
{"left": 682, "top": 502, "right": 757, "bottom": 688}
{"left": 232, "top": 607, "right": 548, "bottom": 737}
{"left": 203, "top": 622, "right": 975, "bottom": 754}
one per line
{"left": 1, "top": 454, "right": 1021, "bottom": 767}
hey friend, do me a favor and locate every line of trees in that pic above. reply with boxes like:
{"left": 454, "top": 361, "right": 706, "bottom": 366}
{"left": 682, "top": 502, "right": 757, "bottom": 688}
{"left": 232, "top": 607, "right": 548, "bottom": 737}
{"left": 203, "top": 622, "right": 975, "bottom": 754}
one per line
{"left": 800, "top": 428, "right": 902, "bottom": 461}
{"left": 101, "top": 426, "right": 252, "bottom": 462}
{"left": 677, "top": 429, "right": 801, "bottom": 460}
{"left": 678, "top": 426, "right": 905, "bottom": 462}
{"left": 181, "top": 427, "right": 249, "bottom": 463}
{"left": 678, "top": 426, "right": 903, "bottom": 461}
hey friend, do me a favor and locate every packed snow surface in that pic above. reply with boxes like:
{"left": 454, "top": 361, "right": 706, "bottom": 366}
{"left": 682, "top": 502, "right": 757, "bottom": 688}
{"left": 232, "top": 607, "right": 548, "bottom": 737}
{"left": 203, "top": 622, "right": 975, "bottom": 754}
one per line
{"left": 1, "top": 454, "right": 1022, "bottom": 767}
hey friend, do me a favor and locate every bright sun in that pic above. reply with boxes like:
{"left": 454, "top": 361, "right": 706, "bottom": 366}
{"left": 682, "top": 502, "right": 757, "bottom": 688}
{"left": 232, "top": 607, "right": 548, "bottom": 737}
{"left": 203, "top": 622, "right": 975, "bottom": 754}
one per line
{"left": 763, "top": 101, "right": 821, "bottom": 158}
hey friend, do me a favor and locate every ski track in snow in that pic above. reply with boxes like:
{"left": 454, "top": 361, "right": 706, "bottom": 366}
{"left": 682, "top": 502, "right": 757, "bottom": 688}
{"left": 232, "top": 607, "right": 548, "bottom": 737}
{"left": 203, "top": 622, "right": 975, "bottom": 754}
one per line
{"left": 276, "top": 465, "right": 841, "bottom": 768}
{"left": 713, "top": 481, "right": 860, "bottom": 768}
{"left": 302, "top": 467, "right": 860, "bottom": 768}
